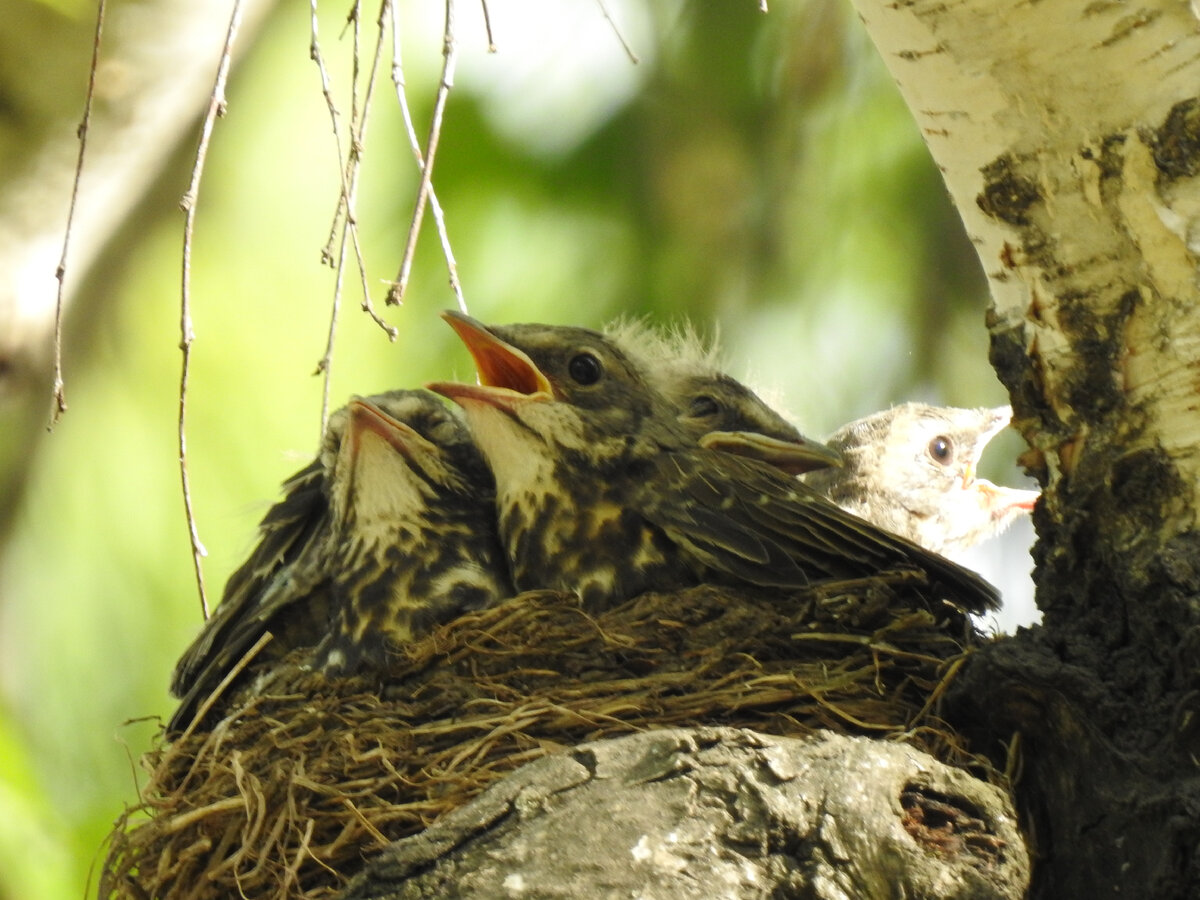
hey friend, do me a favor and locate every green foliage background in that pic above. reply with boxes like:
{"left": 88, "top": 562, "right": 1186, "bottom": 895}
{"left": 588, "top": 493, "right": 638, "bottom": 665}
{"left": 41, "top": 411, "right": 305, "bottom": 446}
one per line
{"left": 0, "top": 1, "right": 1020, "bottom": 897}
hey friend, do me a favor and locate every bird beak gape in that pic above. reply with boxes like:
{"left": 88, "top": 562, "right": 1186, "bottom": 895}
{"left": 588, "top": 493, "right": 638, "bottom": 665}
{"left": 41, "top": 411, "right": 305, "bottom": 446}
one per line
{"left": 698, "top": 430, "right": 844, "bottom": 475}
{"left": 347, "top": 398, "right": 434, "bottom": 464}
{"left": 976, "top": 479, "right": 1040, "bottom": 514}
{"left": 443, "top": 311, "right": 554, "bottom": 395}
{"left": 961, "top": 460, "right": 976, "bottom": 491}
{"left": 430, "top": 311, "right": 556, "bottom": 412}
{"left": 964, "top": 405, "right": 1014, "bottom": 489}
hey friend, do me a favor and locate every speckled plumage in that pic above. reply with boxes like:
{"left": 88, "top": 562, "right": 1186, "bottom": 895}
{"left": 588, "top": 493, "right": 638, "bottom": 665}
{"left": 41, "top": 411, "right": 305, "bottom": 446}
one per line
{"left": 431, "top": 313, "right": 1000, "bottom": 614}
{"left": 804, "top": 403, "right": 1038, "bottom": 556}
{"left": 168, "top": 390, "right": 510, "bottom": 733}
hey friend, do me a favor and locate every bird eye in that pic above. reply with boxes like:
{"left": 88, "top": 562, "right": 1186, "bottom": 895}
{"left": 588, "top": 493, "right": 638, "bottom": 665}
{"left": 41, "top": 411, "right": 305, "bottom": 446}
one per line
{"left": 688, "top": 395, "right": 720, "bottom": 419}
{"left": 928, "top": 435, "right": 954, "bottom": 465}
{"left": 568, "top": 352, "right": 603, "bottom": 385}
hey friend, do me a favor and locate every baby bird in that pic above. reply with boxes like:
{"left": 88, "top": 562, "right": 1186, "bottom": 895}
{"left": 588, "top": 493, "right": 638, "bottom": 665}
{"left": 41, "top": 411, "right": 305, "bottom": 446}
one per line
{"left": 804, "top": 402, "right": 1038, "bottom": 556}
{"left": 168, "top": 390, "right": 510, "bottom": 733}
{"left": 430, "top": 312, "right": 999, "bottom": 614}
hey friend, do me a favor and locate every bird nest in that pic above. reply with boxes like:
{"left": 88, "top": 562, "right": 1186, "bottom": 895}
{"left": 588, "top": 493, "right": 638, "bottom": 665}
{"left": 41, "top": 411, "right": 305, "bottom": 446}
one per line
{"left": 100, "top": 574, "right": 1001, "bottom": 900}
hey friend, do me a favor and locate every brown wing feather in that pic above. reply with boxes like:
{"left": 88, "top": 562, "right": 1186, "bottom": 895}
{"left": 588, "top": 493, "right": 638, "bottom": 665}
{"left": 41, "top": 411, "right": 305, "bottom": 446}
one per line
{"left": 644, "top": 450, "right": 1000, "bottom": 612}
{"left": 168, "top": 459, "right": 332, "bottom": 730}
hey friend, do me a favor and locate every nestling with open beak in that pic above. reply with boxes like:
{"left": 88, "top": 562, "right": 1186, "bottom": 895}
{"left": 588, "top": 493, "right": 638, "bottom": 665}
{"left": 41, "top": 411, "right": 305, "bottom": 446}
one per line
{"left": 168, "top": 389, "right": 511, "bottom": 733}
{"left": 429, "top": 311, "right": 999, "bottom": 614}
{"left": 804, "top": 403, "right": 1039, "bottom": 556}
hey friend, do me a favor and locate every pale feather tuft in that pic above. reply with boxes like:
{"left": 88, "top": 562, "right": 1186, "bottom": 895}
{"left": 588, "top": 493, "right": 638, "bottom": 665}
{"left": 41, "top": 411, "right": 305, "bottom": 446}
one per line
{"left": 604, "top": 316, "right": 725, "bottom": 378}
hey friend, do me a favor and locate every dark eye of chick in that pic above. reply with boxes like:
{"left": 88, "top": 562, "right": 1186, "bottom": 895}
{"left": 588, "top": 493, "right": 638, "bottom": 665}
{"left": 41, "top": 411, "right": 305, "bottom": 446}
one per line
{"left": 567, "top": 352, "right": 603, "bottom": 385}
{"left": 688, "top": 395, "right": 721, "bottom": 419}
{"left": 928, "top": 435, "right": 954, "bottom": 465}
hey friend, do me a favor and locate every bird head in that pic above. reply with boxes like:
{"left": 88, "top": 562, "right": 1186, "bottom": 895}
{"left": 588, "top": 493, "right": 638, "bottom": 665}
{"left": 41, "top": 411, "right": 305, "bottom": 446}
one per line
{"left": 326, "top": 391, "right": 483, "bottom": 528}
{"left": 429, "top": 311, "right": 673, "bottom": 466}
{"left": 916, "top": 404, "right": 1038, "bottom": 520}
{"left": 605, "top": 318, "right": 842, "bottom": 474}
{"left": 821, "top": 402, "right": 1038, "bottom": 553}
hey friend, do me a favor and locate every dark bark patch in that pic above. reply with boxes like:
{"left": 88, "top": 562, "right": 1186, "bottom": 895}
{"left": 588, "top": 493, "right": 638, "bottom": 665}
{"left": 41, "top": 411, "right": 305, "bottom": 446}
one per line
{"left": 988, "top": 322, "right": 1050, "bottom": 430}
{"left": 1079, "top": 133, "right": 1127, "bottom": 185}
{"left": 1054, "top": 289, "right": 1136, "bottom": 421}
{"left": 947, "top": 634, "right": 1200, "bottom": 900}
{"left": 977, "top": 155, "right": 1042, "bottom": 226}
{"left": 900, "top": 785, "right": 1007, "bottom": 868}
{"left": 1156, "top": 532, "right": 1200, "bottom": 595}
{"left": 1152, "top": 98, "right": 1200, "bottom": 181}
{"left": 986, "top": 313, "right": 1066, "bottom": 479}
{"left": 1111, "top": 447, "right": 1182, "bottom": 539}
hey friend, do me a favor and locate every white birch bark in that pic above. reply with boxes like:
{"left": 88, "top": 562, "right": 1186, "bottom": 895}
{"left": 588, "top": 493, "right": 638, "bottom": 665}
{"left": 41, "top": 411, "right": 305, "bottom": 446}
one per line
{"left": 844, "top": 3, "right": 1200, "bottom": 895}
{"left": 849, "top": 0, "right": 1200, "bottom": 528}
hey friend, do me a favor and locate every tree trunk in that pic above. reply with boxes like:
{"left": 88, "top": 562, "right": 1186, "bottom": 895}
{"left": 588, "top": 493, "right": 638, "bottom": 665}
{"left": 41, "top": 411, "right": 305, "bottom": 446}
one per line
{"left": 844, "top": 0, "right": 1200, "bottom": 895}
{"left": 341, "top": 728, "right": 1029, "bottom": 900}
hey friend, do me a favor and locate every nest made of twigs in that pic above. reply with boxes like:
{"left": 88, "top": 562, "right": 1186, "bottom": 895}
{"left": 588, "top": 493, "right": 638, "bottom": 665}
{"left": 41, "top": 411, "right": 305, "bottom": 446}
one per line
{"left": 100, "top": 573, "right": 1000, "bottom": 900}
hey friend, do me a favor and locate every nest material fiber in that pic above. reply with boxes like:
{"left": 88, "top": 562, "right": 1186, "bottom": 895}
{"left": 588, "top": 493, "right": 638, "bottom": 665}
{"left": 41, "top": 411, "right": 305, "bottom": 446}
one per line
{"left": 100, "top": 575, "right": 999, "bottom": 900}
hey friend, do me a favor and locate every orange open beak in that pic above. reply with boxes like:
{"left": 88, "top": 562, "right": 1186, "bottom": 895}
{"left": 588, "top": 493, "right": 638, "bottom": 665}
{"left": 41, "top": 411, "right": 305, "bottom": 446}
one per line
{"left": 441, "top": 311, "right": 553, "bottom": 396}
{"left": 347, "top": 398, "right": 431, "bottom": 463}
{"left": 428, "top": 310, "right": 556, "bottom": 413}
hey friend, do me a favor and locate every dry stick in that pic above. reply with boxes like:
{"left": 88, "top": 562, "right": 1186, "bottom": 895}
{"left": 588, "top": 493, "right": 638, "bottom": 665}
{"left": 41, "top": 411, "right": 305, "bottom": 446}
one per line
{"left": 178, "top": 0, "right": 245, "bottom": 620}
{"left": 317, "top": 227, "right": 352, "bottom": 437}
{"left": 309, "top": 0, "right": 358, "bottom": 279}
{"left": 479, "top": 0, "right": 496, "bottom": 52}
{"left": 314, "top": 1, "right": 394, "bottom": 435}
{"left": 349, "top": 2, "right": 363, "bottom": 129}
{"left": 596, "top": 0, "right": 639, "bottom": 64}
{"left": 388, "top": 0, "right": 467, "bottom": 313}
{"left": 326, "top": 2, "right": 397, "bottom": 328}
{"left": 309, "top": 1, "right": 398, "bottom": 430}
{"left": 386, "top": 0, "right": 458, "bottom": 307}
{"left": 311, "top": 0, "right": 357, "bottom": 435}
{"left": 177, "top": 631, "right": 275, "bottom": 745}
{"left": 49, "top": 0, "right": 109, "bottom": 429}
{"left": 315, "top": 5, "right": 357, "bottom": 268}
{"left": 341, "top": 3, "right": 392, "bottom": 314}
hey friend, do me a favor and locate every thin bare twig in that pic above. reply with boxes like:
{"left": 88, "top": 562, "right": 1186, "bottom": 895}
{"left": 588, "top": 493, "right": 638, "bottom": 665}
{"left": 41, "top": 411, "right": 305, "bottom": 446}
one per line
{"left": 178, "top": 0, "right": 246, "bottom": 620}
{"left": 310, "top": 0, "right": 353, "bottom": 432}
{"left": 596, "top": 0, "right": 639, "bottom": 64}
{"left": 313, "top": 0, "right": 397, "bottom": 435}
{"left": 479, "top": 0, "right": 496, "bottom": 52}
{"left": 310, "top": 0, "right": 398, "bottom": 435}
{"left": 312, "top": 0, "right": 352, "bottom": 269}
{"left": 344, "top": 4, "right": 394, "bottom": 323}
{"left": 49, "top": 0, "right": 110, "bottom": 429}
{"left": 386, "top": 0, "right": 458, "bottom": 306}
{"left": 388, "top": 0, "right": 466, "bottom": 312}
{"left": 349, "top": 2, "right": 363, "bottom": 126}
{"left": 310, "top": 4, "right": 397, "bottom": 328}
{"left": 316, "top": 224, "right": 350, "bottom": 437}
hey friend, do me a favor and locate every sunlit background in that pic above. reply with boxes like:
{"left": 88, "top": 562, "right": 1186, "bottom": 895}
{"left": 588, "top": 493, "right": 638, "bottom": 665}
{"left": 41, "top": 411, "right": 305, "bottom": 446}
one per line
{"left": 0, "top": 1, "right": 1037, "bottom": 896}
